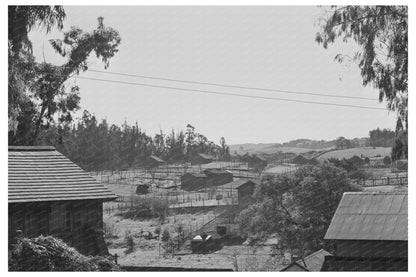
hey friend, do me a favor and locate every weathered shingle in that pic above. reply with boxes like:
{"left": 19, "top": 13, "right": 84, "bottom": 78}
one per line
{"left": 8, "top": 146, "right": 117, "bottom": 203}
{"left": 325, "top": 192, "right": 408, "bottom": 241}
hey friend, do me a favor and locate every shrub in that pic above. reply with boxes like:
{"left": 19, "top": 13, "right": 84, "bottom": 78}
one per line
{"left": 124, "top": 232, "right": 135, "bottom": 254}
{"left": 8, "top": 236, "right": 119, "bottom": 271}
{"left": 161, "top": 228, "right": 170, "bottom": 242}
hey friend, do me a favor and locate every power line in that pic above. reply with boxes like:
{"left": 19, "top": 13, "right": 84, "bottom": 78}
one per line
{"left": 71, "top": 75, "right": 386, "bottom": 111}
{"left": 86, "top": 69, "right": 378, "bottom": 101}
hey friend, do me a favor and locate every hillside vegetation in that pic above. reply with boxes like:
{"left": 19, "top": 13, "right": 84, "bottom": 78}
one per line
{"left": 317, "top": 147, "right": 391, "bottom": 160}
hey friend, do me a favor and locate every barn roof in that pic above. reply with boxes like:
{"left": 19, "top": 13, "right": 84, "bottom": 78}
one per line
{"left": 217, "top": 179, "right": 258, "bottom": 189}
{"left": 203, "top": 169, "right": 232, "bottom": 175}
{"left": 182, "top": 172, "right": 207, "bottom": 178}
{"left": 197, "top": 153, "right": 214, "bottom": 160}
{"left": 280, "top": 249, "right": 332, "bottom": 272}
{"left": 8, "top": 146, "right": 117, "bottom": 203}
{"left": 148, "top": 155, "right": 164, "bottom": 163}
{"left": 324, "top": 192, "right": 407, "bottom": 241}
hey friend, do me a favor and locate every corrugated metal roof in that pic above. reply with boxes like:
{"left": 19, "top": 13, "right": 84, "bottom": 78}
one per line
{"left": 325, "top": 192, "right": 407, "bottom": 241}
{"left": 8, "top": 146, "right": 117, "bottom": 203}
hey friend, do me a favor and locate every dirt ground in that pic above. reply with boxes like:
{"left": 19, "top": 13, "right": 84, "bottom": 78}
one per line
{"left": 104, "top": 211, "right": 287, "bottom": 271}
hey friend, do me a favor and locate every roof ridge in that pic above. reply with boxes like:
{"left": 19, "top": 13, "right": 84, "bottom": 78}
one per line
{"left": 9, "top": 146, "right": 56, "bottom": 151}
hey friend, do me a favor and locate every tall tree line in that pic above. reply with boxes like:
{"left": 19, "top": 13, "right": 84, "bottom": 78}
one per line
{"left": 36, "top": 111, "right": 231, "bottom": 171}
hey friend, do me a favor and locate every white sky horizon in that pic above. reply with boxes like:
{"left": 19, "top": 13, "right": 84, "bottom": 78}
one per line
{"left": 28, "top": 5, "right": 397, "bottom": 145}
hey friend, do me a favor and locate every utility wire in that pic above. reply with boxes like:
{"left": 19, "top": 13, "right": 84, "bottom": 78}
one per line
{"left": 86, "top": 69, "right": 378, "bottom": 101}
{"left": 70, "top": 75, "right": 386, "bottom": 111}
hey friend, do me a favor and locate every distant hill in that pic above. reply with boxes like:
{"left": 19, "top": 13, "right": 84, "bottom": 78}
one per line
{"left": 229, "top": 138, "right": 369, "bottom": 156}
{"left": 316, "top": 147, "right": 392, "bottom": 160}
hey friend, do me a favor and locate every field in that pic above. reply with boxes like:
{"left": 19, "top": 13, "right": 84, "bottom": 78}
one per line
{"left": 317, "top": 147, "right": 392, "bottom": 160}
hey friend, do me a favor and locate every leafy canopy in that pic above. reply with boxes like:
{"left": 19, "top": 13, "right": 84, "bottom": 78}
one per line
{"left": 236, "top": 164, "right": 361, "bottom": 256}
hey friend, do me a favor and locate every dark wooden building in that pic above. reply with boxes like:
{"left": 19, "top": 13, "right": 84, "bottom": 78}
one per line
{"left": 203, "top": 169, "right": 233, "bottom": 187}
{"left": 191, "top": 153, "right": 214, "bottom": 165}
{"left": 247, "top": 155, "right": 268, "bottom": 170}
{"left": 216, "top": 179, "right": 257, "bottom": 206}
{"left": 181, "top": 173, "right": 208, "bottom": 191}
{"left": 292, "top": 155, "right": 310, "bottom": 165}
{"left": 322, "top": 192, "right": 408, "bottom": 271}
{"left": 8, "top": 146, "right": 117, "bottom": 256}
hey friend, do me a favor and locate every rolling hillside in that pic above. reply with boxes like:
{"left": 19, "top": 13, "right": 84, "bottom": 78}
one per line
{"left": 316, "top": 147, "right": 392, "bottom": 160}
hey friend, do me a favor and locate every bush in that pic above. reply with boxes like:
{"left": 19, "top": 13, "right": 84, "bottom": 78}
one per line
{"left": 124, "top": 232, "right": 135, "bottom": 254}
{"left": 8, "top": 236, "right": 119, "bottom": 271}
{"left": 121, "top": 195, "right": 169, "bottom": 221}
{"left": 161, "top": 228, "right": 170, "bottom": 242}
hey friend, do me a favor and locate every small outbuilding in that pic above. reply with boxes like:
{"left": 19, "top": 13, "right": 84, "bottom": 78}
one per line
{"left": 247, "top": 155, "right": 268, "bottom": 170}
{"left": 292, "top": 155, "right": 310, "bottom": 165}
{"left": 203, "top": 169, "right": 233, "bottom": 187}
{"left": 216, "top": 179, "right": 257, "bottom": 206}
{"left": 180, "top": 173, "right": 208, "bottom": 191}
{"left": 191, "top": 154, "right": 215, "bottom": 165}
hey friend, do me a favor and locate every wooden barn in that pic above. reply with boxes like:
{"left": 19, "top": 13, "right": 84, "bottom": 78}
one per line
{"left": 203, "top": 169, "right": 233, "bottom": 187}
{"left": 280, "top": 249, "right": 332, "bottom": 272}
{"left": 292, "top": 155, "right": 310, "bottom": 165}
{"left": 322, "top": 192, "right": 408, "bottom": 271}
{"left": 8, "top": 146, "right": 117, "bottom": 256}
{"left": 191, "top": 153, "right": 214, "bottom": 165}
{"left": 144, "top": 155, "right": 165, "bottom": 168}
{"left": 247, "top": 155, "right": 268, "bottom": 170}
{"left": 216, "top": 179, "right": 257, "bottom": 206}
{"left": 181, "top": 172, "right": 208, "bottom": 191}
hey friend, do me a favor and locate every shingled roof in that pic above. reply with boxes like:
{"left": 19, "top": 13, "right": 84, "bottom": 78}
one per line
{"left": 325, "top": 192, "right": 408, "bottom": 241}
{"left": 8, "top": 146, "right": 117, "bottom": 203}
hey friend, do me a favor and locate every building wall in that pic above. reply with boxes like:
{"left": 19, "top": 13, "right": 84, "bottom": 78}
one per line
{"left": 181, "top": 175, "right": 208, "bottom": 191}
{"left": 237, "top": 183, "right": 255, "bottom": 206}
{"left": 9, "top": 200, "right": 105, "bottom": 256}
{"left": 336, "top": 240, "right": 408, "bottom": 257}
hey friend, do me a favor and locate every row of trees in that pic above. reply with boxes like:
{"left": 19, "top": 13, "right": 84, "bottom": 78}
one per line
{"left": 37, "top": 111, "right": 231, "bottom": 171}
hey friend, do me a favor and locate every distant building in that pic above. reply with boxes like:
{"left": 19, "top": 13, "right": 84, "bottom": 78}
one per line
{"left": 8, "top": 146, "right": 117, "bottom": 256}
{"left": 247, "top": 155, "right": 268, "bottom": 170}
{"left": 144, "top": 155, "right": 165, "bottom": 168}
{"left": 191, "top": 231, "right": 223, "bottom": 254}
{"left": 203, "top": 169, "right": 233, "bottom": 187}
{"left": 191, "top": 154, "right": 215, "bottom": 165}
{"left": 322, "top": 192, "right": 408, "bottom": 271}
{"left": 181, "top": 173, "right": 208, "bottom": 191}
{"left": 280, "top": 249, "right": 332, "bottom": 272}
{"left": 216, "top": 179, "right": 257, "bottom": 206}
{"left": 292, "top": 155, "right": 310, "bottom": 165}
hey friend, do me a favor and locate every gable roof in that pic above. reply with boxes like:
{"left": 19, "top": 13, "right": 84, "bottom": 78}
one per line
{"left": 147, "top": 155, "right": 164, "bottom": 163}
{"left": 325, "top": 192, "right": 408, "bottom": 241}
{"left": 197, "top": 153, "right": 215, "bottom": 160}
{"left": 182, "top": 172, "right": 207, "bottom": 178}
{"left": 8, "top": 146, "right": 117, "bottom": 203}
{"left": 217, "top": 179, "right": 258, "bottom": 189}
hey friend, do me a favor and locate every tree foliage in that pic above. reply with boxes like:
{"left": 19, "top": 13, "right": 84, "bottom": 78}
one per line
{"left": 316, "top": 6, "right": 408, "bottom": 158}
{"left": 236, "top": 164, "right": 361, "bottom": 256}
{"left": 36, "top": 113, "right": 229, "bottom": 171}
{"left": 8, "top": 6, "right": 121, "bottom": 146}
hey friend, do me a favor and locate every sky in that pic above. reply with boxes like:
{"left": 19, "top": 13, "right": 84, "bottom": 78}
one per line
{"left": 28, "top": 5, "right": 397, "bottom": 145}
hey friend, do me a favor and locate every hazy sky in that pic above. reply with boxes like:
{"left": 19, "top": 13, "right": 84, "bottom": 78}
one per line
{"left": 29, "top": 5, "right": 397, "bottom": 144}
